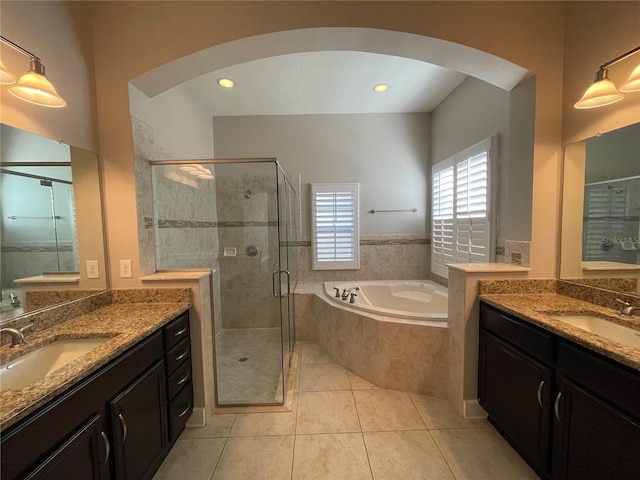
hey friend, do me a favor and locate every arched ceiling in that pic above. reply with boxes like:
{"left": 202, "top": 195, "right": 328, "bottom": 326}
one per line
{"left": 131, "top": 27, "right": 532, "bottom": 116}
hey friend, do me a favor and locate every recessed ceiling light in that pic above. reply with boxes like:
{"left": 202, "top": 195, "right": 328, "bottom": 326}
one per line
{"left": 217, "top": 78, "right": 234, "bottom": 88}
{"left": 373, "top": 83, "right": 389, "bottom": 93}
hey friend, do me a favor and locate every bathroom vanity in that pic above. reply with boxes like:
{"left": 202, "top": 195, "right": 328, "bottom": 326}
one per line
{"left": 0, "top": 295, "right": 192, "bottom": 480}
{"left": 478, "top": 297, "right": 640, "bottom": 480}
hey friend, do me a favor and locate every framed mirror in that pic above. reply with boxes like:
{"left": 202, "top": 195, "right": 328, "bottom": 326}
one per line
{"left": 0, "top": 124, "right": 108, "bottom": 321}
{"left": 560, "top": 122, "right": 640, "bottom": 297}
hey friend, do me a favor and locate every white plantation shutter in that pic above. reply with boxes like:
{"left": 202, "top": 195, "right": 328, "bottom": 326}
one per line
{"left": 431, "top": 135, "right": 496, "bottom": 278}
{"left": 311, "top": 183, "right": 360, "bottom": 270}
{"left": 432, "top": 160, "right": 455, "bottom": 278}
{"left": 583, "top": 184, "right": 628, "bottom": 261}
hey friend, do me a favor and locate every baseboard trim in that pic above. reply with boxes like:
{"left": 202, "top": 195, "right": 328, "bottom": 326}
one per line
{"left": 185, "top": 407, "right": 206, "bottom": 428}
{"left": 463, "top": 399, "right": 487, "bottom": 418}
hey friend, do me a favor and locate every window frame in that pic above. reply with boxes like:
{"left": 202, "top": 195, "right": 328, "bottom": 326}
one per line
{"left": 431, "top": 134, "right": 498, "bottom": 278}
{"left": 310, "top": 182, "right": 360, "bottom": 271}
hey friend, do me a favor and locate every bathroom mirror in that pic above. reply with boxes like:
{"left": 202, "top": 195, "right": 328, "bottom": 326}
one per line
{"left": 560, "top": 122, "right": 640, "bottom": 297}
{"left": 0, "top": 124, "right": 108, "bottom": 321}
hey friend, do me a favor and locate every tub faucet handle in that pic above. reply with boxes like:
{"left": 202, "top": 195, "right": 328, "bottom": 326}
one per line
{"left": 333, "top": 287, "right": 341, "bottom": 298}
{"left": 349, "top": 293, "right": 357, "bottom": 304}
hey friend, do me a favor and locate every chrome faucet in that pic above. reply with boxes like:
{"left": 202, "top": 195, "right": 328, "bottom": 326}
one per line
{"left": 1, "top": 328, "right": 26, "bottom": 347}
{"left": 9, "top": 293, "right": 20, "bottom": 306}
{"left": 341, "top": 286, "right": 360, "bottom": 300}
{"left": 616, "top": 299, "right": 640, "bottom": 316}
{"left": 0, "top": 324, "right": 33, "bottom": 347}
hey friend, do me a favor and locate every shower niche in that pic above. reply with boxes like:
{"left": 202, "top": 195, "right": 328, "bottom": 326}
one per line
{"left": 151, "top": 159, "right": 297, "bottom": 406}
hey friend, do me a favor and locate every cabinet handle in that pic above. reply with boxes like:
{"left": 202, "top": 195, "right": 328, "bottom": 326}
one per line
{"left": 177, "top": 371, "right": 190, "bottom": 385}
{"left": 100, "top": 431, "right": 110, "bottom": 464}
{"left": 118, "top": 413, "right": 128, "bottom": 443}
{"left": 554, "top": 392, "right": 563, "bottom": 421}
{"left": 177, "top": 401, "right": 192, "bottom": 418}
{"left": 537, "top": 380, "right": 545, "bottom": 408}
{"left": 174, "top": 327, "right": 187, "bottom": 337}
{"left": 499, "top": 345, "right": 519, "bottom": 360}
{"left": 175, "top": 349, "right": 189, "bottom": 361}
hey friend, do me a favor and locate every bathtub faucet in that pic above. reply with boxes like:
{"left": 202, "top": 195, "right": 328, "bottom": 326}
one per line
{"left": 341, "top": 286, "right": 360, "bottom": 300}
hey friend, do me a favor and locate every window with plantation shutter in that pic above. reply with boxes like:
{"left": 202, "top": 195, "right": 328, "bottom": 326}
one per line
{"left": 311, "top": 183, "right": 360, "bottom": 270}
{"left": 431, "top": 135, "right": 497, "bottom": 278}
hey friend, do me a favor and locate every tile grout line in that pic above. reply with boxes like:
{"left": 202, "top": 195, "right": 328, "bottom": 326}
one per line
{"left": 209, "top": 436, "right": 230, "bottom": 480}
{"left": 426, "top": 429, "right": 459, "bottom": 480}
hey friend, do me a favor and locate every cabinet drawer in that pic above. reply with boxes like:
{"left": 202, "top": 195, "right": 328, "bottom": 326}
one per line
{"left": 165, "top": 338, "right": 190, "bottom": 375}
{"left": 168, "top": 383, "right": 193, "bottom": 442}
{"left": 557, "top": 340, "right": 640, "bottom": 419}
{"left": 164, "top": 313, "right": 190, "bottom": 351}
{"left": 167, "top": 362, "right": 191, "bottom": 401}
{"left": 480, "top": 303, "right": 554, "bottom": 364}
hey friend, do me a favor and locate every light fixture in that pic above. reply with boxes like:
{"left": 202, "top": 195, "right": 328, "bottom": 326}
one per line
{"left": 179, "top": 164, "right": 214, "bottom": 180}
{"left": 217, "top": 78, "right": 234, "bottom": 88}
{"left": 574, "top": 45, "right": 640, "bottom": 109}
{"left": 373, "top": 83, "right": 389, "bottom": 93}
{"left": 0, "top": 60, "right": 17, "bottom": 85}
{"left": 0, "top": 35, "right": 66, "bottom": 108}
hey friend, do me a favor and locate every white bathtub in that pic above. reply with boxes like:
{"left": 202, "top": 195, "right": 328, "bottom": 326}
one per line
{"left": 324, "top": 280, "right": 448, "bottom": 323}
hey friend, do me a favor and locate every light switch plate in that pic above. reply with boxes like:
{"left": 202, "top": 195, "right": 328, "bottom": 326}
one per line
{"left": 86, "top": 260, "right": 99, "bottom": 279}
{"left": 120, "top": 259, "right": 132, "bottom": 278}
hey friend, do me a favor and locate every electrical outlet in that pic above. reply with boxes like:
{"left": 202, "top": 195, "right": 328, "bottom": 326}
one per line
{"left": 120, "top": 259, "right": 132, "bottom": 278}
{"left": 86, "top": 260, "right": 99, "bottom": 279}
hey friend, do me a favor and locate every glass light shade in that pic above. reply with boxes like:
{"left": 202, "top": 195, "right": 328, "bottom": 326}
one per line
{"left": 0, "top": 60, "right": 17, "bottom": 85}
{"left": 619, "top": 64, "right": 640, "bottom": 92}
{"left": 7, "top": 60, "right": 66, "bottom": 108}
{"left": 574, "top": 69, "right": 624, "bottom": 109}
{"left": 373, "top": 83, "right": 389, "bottom": 93}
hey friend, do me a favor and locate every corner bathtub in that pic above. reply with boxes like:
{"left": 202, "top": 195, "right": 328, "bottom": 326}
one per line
{"left": 324, "top": 280, "right": 448, "bottom": 325}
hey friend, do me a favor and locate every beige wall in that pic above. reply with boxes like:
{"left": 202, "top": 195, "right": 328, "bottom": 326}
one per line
{"left": 2, "top": 1, "right": 639, "bottom": 286}
{"left": 0, "top": 1, "right": 98, "bottom": 153}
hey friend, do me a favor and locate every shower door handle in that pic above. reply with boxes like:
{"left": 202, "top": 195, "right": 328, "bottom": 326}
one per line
{"left": 272, "top": 271, "right": 279, "bottom": 297}
{"left": 283, "top": 270, "right": 291, "bottom": 297}
{"left": 272, "top": 270, "right": 291, "bottom": 297}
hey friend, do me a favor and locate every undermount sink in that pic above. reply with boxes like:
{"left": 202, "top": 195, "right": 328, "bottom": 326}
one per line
{"left": 0, "top": 338, "right": 111, "bottom": 391}
{"left": 549, "top": 314, "right": 640, "bottom": 349}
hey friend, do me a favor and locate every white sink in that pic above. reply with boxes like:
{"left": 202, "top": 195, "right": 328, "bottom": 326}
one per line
{"left": 550, "top": 314, "right": 640, "bottom": 349}
{"left": 0, "top": 338, "right": 110, "bottom": 390}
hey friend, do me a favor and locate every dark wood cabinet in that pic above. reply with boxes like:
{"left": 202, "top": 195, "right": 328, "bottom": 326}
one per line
{"left": 552, "top": 376, "right": 640, "bottom": 480}
{"left": 23, "top": 414, "right": 108, "bottom": 480}
{"left": 479, "top": 330, "right": 552, "bottom": 474}
{"left": 1, "top": 310, "right": 192, "bottom": 480}
{"left": 109, "top": 361, "right": 168, "bottom": 480}
{"left": 479, "top": 302, "right": 640, "bottom": 480}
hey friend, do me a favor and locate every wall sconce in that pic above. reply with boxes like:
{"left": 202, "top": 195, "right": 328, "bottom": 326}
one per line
{"left": 0, "top": 35, "right": 66, "bottom": 108}
{"left": 574, "top": 45, "right": 640, "bottom": 109}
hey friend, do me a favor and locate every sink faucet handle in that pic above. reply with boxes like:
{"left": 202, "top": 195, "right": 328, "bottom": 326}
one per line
{"left": 349, "top": 293, "right": 358, "bottom": 304}
{"left": 615, "top": 298, "right": 630, "bottom": 307}
{"left": 333, "top": 287, "right": 341, "bottom": 298}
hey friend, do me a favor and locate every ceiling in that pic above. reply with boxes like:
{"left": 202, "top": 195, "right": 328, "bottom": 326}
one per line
{"left": 179, "top": 51, "right": 468, "bottom": 117}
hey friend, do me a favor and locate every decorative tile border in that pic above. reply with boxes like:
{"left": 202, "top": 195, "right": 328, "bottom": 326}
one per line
{"left": 1, "top": 245, "right": 74, "bottom": 253}
{"left": 287, "top": 237, "right": 430, "bottom": 247}
{"left": 156, "top": 219, "right": 277, "bottom": 229}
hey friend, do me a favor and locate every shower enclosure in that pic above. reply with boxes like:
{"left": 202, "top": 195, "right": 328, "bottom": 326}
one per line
{"left": 150, "top": 159, "right": 297, "bottom": 406}
{"left": 0, "top": 166, "right": 78, "bottom": 290}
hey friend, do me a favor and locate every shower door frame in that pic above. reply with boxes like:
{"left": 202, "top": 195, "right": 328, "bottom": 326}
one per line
{"left": 150, "top": 158, "right": 297, "bottom": 407}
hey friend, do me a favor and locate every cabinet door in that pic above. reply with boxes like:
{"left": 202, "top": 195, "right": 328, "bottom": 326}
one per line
{"left": 552, "top": 377, "right": 640, "bottom": 480}
{"left": 109, "top": 360, "right": 168, "bottom": 480}
{"left": 479, "top": 330, "right": 553, "bottom": 475}
{"left": 24, "top": 414, "right": 109, "bottom": 480}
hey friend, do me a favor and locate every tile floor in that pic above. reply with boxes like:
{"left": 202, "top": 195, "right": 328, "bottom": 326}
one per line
{"left": 153, "top": 342, "right": 539, "bottom": 480}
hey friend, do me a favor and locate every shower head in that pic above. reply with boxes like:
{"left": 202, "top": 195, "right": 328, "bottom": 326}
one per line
{"left": 608, "top": 185, "right": 625, "bottom": 194}
{"left": 244, "top": 190, "right": 252, "bottom": 199}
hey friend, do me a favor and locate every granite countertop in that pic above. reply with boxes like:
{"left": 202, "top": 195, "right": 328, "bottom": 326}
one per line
{"left": 479, "top": 293, "right": 640, "bottom": 372}
{"left": 0, "top": 301, "right": 189, "bottom": 431}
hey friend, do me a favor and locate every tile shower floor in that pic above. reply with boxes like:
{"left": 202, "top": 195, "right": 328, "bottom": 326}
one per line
{"left": 153, "top": 342, "right": 539, "bottom": 480}
{"left": 215, "top": 328, "right": 284, "bottom": 404}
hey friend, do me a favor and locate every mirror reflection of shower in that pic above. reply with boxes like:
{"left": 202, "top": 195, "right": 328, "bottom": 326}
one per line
{"left": 0, "top": 166, "right": 79, "bottom": 290}
{"left": 583, "top": 176, "right": 640, "bottom": 263}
